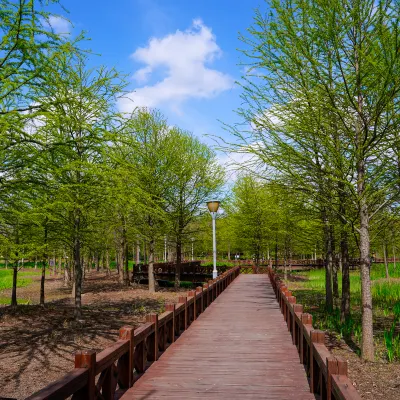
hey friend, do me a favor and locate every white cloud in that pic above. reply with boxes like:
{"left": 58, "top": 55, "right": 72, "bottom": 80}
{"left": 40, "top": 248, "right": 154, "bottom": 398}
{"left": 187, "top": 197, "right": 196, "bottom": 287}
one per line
{"left": 47, "top": 16, "right": 71, "bottom": 35}
{"left": 218, "top": 150, "right": 261, "bottom": 183}
{"left": 119, "top": 19, "right": 233, "bottom": 113}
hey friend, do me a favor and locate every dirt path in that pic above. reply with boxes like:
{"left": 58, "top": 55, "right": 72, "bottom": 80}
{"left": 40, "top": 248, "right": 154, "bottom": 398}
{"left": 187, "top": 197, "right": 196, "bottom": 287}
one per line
{"left": 0, "top": 271, "right": 185, "bottom": 399}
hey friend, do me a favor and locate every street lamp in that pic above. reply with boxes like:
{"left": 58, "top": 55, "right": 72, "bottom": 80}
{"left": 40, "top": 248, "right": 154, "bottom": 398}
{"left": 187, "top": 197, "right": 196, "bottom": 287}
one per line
{"left": 207, "top": 200, "right": 220, "bottom": 279}
{"left": 191, "top": 237, "right": 194, "bottom": 261}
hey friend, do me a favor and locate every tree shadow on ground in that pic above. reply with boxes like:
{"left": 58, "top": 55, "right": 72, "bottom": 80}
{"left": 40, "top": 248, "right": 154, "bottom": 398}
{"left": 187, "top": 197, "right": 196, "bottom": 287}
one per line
{"left": 0, "top": 294, "right": 165, "bottom": 397}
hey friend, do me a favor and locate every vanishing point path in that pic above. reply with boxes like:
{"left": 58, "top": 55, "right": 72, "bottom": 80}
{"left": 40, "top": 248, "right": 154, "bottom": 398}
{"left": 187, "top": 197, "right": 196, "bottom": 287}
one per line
{"left": 121, "top": 274, "right": 315, "bottom": 399}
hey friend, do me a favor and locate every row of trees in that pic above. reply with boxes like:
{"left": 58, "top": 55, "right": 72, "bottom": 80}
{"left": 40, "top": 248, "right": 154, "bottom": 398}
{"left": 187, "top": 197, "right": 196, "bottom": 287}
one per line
{"left": 0, "top": 1, "right": 223, "bottom": 318}
{"left": 224, "top": 0, "right": 400, "bottom": 361}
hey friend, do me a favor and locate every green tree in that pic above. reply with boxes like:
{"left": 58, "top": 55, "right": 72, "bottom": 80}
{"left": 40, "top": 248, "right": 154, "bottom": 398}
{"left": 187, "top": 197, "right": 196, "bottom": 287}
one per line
{"left": 231, "top": 0, "right": 400, "bottom": 360}
{"left": 33, "top": 55, "right": 124, "bottom": 318}
{"left": 166, "top": 129, "right": 224, "bottom": 288}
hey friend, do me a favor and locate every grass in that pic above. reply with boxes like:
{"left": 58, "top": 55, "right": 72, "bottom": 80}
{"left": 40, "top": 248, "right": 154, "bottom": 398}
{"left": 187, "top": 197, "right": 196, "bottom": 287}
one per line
{"left": 0, "top": 269, "right": 41, "bottom": 305}
{"left": 0, "top": 269, "right": 41, "bottom": 291}
{"left": 288, "top": 263, "right": 400, "bottom": 361}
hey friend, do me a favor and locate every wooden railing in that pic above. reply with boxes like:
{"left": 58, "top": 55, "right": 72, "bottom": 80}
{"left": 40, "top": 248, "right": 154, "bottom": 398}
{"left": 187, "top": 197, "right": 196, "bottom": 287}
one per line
{"left": 26, "top": 267, "right": 241, "bottom": 400}
{"left": 267, "top": 267, "right": 361, "bottom": 400}
{"left": 229, "top": 259, "right": 325, "bottom": 267}
{"left": 133, "top": 261, "right": 222, "bottom": 283}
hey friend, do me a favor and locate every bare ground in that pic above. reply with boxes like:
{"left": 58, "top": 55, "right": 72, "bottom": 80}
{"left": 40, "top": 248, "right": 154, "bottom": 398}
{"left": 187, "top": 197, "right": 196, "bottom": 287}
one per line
{"left": 326, "top": 334, "right": 400, "bottom": 399}
{"left": 0, "top": 270, "right": 185, "bottom": 399}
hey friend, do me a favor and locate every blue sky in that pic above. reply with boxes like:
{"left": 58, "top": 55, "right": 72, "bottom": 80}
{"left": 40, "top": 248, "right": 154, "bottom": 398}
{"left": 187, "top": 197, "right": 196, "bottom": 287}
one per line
{"left": 49, "top": 0, "right": 265, "bottom": 150}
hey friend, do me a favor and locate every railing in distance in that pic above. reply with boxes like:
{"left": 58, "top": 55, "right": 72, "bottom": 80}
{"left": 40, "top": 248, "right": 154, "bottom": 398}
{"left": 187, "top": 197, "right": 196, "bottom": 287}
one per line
{"left": 267, "top": 267, "right": 361, "bottom": 400}
{"left": 26, "top": 267, "right": 241, "bottom": 400}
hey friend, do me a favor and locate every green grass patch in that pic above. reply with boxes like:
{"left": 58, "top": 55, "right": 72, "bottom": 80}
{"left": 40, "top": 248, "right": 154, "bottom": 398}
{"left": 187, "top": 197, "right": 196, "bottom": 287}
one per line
{"left": 0, "top": 269, "right": 41, "bottom": 291}
{"left": 289, "top": 262, "right": 400, "bottom": 361}
{"left": 0, "top": 296, "right": 30, "bottom": 305}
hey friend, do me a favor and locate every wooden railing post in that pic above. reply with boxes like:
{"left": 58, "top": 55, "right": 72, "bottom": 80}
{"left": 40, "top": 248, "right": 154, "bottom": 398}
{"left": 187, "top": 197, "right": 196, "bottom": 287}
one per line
{"left": 165, "top": 303, "right": 176, "bottom": 342}
{"left": 118, "top": 326, "right": 134, "bottom": 388}
{"left": 178, "top": 296, "right": 188, "bottom": 330}
{"left": 327, "top": 356, "right": 348, "bottom": 400}
{"left": 188, "top": 291, "right": 196, "bottom": 321}
{"left": 287, "top": 295, "right": 296, "bottom": 332}
{"left": 300, "top": 313, "right": 312, "bottom": 364}
{"left": 310, "top": 330, "right": 325, "bottom": 394}
{"left": 74, "top": 350, "right": 96, "bottom": 400}
{"left": 196, "top": 286, "right": 204, "bottom": 314}
{"left": 280, "top": 286, "right": 287, "bottom": 312}
{"left": 203, "top": 283, "right": 209, "bottom": 309}
{"left": 292, "top": 304, "right": 303, "bottom": 346}
{"left": 146, "top": 314, "right": 158, "bottom": 362}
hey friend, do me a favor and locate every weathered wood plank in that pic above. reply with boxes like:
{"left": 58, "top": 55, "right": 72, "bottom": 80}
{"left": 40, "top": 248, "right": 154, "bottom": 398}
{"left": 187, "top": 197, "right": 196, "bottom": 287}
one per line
{"left": 121, "top": 275, "right": 315, "bottom": 399}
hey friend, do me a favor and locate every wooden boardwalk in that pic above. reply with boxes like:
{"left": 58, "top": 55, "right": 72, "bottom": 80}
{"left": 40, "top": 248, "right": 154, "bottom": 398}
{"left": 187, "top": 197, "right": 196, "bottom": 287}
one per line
{"left": 121, "top": 274, "right": 315, "bottom": 399}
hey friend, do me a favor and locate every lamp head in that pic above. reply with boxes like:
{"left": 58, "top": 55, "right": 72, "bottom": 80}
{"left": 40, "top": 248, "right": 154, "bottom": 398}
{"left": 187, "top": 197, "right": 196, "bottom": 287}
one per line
{"left": 206, "top": 200, "right": 220, "bottom": 213}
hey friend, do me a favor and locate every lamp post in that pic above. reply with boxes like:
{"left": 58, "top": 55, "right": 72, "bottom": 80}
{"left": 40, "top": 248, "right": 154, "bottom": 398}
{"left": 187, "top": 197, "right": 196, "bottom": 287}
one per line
{"left": 191, "top": 237, "right": 194, "bottom": 261}
{"left": 207, "top": 200, "right": 220, "bottom": 279}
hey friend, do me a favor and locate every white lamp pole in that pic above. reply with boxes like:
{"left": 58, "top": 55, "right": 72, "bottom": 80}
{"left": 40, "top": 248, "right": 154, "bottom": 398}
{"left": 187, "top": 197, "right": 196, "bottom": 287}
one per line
{"left": 207, "top": 200, "right": 220, "bottom": 279}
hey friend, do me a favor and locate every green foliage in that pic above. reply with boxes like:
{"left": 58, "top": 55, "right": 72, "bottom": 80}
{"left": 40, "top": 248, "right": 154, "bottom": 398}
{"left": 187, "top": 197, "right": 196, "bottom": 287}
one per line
{"left": 200, "top": 261, "right": 235, "bottom": 268}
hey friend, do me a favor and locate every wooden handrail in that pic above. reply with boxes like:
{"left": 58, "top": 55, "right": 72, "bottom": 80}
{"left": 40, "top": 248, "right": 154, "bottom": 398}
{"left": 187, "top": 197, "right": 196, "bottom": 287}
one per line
{"left": 267, "top": 267, "right": 361, "bottom": 400}
{"left": 27, "top": 266, "right": 241, "bottom": 399}
{"left": 26, "top": 369, "right": 89, "bottom": 400}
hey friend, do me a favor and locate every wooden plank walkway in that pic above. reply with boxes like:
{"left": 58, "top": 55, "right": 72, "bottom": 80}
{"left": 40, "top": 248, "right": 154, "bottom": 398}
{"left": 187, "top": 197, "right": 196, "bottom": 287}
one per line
{"left": 121, "top": 274, "right": 315, "bottom": 399}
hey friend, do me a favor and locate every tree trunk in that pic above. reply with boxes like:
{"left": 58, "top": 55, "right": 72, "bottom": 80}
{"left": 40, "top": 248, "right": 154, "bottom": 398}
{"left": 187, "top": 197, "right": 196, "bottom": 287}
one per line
{"left": 274, "top": 235, "right": 278, "bottom": 272}
{"left": 359, "top": 197, "right": 374, "bottom": 360}
{"left": 11, "top": 229, "right": 20, "bottom": 307}
{"left": 124, "top": 226, "right": 130, "bottom": 286}
{"left": 136, "top": 239, "right": 140, "bottom": 265}
{"left": 393, "top": 245, "right": 396, "bottom": 271}
{"left": 149, "top": 238, "right": 156, "bottom": 293}
{"left": 64, "top": 261, "right": 70, "bottom": 287}
{"left": 383, "top": 244, "right": 389, "bottom": 279}
{"left": 40, "top": 222, "right": 48, "bottom": 306}
{"left": 106, "top": 248, "right": 111, "bottom": 276}
{"left": 228, "top": 241, "right": 231, "bottom": 261}
{"left": 340, "top": 229, "right": 351, "bottom": 322}
{"left": 175, "top": 236, "right": 182, "bottom": 289}
{"left": 40, "top": 260, "right": 46, "bottom": 306}
{"left": 332, "top": 226, "right": 339, "bottom": 302}
{"left": 118, "top": 234, "right": 124, "bottom": 284}
{"left": 74, "top": 213, "right": 83, "bottom": 320}
{"left": 11, "top": 264, "right": 17, "bottom": 307}
{"left": 284, "top": 258, "right": 287, "bottom": 281}
{"left": 323, "top": 211, "right": 334, "bottom": 312}
{"left": 96, "top": 251, "right": 100, "bottom": 272}
{"left": 57, "top": 256, "right": 60, "bottom": 274}
{"left": 115, "top": 248, "right": 120, "bottom": 275}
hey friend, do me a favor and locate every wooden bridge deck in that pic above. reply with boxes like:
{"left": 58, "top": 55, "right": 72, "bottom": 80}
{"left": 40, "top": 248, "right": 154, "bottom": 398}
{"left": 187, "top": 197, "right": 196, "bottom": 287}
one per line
{"left": 121, "top": 274, "right": 315, "bottom": 399}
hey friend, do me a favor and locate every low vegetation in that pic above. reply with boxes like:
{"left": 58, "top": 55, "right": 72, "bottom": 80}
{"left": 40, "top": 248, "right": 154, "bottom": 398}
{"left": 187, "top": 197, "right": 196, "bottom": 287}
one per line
{"left": 288, "top": 264, "right": 400, "bottom": 362}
